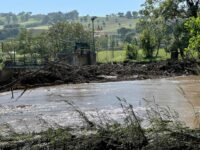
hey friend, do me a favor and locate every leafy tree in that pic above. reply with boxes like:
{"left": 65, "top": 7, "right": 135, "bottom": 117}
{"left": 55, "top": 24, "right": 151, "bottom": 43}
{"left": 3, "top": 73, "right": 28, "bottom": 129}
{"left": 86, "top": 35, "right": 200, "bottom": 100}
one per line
{"left": 2, "top": 40, "right": 19, "bottom": 62}
{"left": 118, "top": 12, "right": 124, "bottom": 17}
{"left": 132, "top": 11, "right": 139, "bottom": 19}
{"left": 140, "top": 0, "right": 200, "bottom": 60}
{"left": 117, "top": 27, "right": 133, "bottom": 41}
{"left": 185, "top": 17, "right": 200, "bottom": 58}
{"left": 12, "top": 15, "right": 18, "bottom": 24}
{"left": 96, "top": 35, "right": 108, "bottom": 50}
{"left": 140, "top": 28, "right": 156, "bottom": 58}
{"left": 47, "top": 12, "right": 65, "bottom": 23}
{"left": 18, "top": 12, "right": 26, "bottom": 22}
{"left": 65, "top": 10, "right": 79, "bottom": 21}
{"left": 125, "top": 11, "right": 133, "bottom": 19}
{"left": 18, "top": 29, "right": 34, "bottom": 62}
{"left": 106, "top": 15, "right": 109, "bottom": 21}
{"left": 48, "top": 22, "right": 91, "bottom": 57}
{"left": 24, "top": 12, "right": 32, "bottom": 22}
{"left": 83, "top": 16, "right": 88, "bottom": 22}
{"left": 102, "top": 21, "right": 106, "bottom": 27}
{"left": 0, "top": 20, "right": 4, "bottom": 26}
{"left": 0, "top": 24, "right": 20, "bottom": 40}
{"left": 42, "top": 16, "right": 50, "bottom": 24}
{"left": 126, "top": 44, "right": 138, "bottom": 60}
{"left": 5, "top": 13, "right": 11, "bottom": 24}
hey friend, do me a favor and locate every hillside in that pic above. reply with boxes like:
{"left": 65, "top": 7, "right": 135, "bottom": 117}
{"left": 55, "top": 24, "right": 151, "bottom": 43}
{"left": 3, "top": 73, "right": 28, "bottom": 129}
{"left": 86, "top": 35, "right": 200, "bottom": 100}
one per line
{"left": 0, "top": 12, "right": 139, "bottom": 40}
{"left": 6, "top": 17, "right": 138, "bottom": 33}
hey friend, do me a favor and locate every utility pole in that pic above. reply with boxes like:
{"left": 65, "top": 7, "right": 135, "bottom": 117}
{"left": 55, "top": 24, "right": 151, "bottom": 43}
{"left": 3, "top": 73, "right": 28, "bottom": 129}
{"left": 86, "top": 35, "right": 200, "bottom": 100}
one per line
{"left": 91, "top": 16, "right": 97, "bottom": 52}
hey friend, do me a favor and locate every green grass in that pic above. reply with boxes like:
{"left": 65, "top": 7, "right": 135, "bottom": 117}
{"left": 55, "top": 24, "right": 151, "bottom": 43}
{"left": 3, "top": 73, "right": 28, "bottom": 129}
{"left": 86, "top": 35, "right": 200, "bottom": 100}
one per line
{"left": 31, "top": 17, "right": 138, "bottom": 32}
{"left": 30, "top": 25, "right": 49, "bottom": 30}
{"left": 97, "top": 50, "right": 127, "bottom": 63}
{"left": 96, "top": 49, "right": 170, "bottom": 63}
{"left": 80, "top": 17, "right": 139, "bottom": 33}
{"left": 20, "top": 18, "right": 40, "bottom": 26}
{"left": 0, "top": 16, "right": 139, "bottom": 38}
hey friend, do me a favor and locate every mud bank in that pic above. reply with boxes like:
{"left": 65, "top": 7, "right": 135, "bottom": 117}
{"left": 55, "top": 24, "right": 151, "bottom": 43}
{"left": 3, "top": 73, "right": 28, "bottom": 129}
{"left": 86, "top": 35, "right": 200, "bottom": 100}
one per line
{"left": 0, "top": 60, "right": 200, "bottom": 92}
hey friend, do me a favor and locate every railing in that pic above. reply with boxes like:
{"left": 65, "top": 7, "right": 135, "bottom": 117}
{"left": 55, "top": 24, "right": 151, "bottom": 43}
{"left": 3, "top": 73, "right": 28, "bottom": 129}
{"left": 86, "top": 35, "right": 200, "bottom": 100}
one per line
{"left": 4, "top": 60, "right": 45, "bottom": 69}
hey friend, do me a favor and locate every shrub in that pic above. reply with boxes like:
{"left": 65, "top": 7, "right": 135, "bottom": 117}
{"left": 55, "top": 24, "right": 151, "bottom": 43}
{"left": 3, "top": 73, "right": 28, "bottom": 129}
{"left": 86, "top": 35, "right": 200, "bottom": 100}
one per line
{"left": 126, "top": 44, "right": 138, "bottom": 60}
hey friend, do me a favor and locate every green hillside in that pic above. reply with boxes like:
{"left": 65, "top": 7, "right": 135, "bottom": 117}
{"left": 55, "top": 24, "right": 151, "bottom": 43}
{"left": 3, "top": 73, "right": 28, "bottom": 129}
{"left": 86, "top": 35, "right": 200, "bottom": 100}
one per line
{"left": 28, "top": 17, "right": 138, "bottom": 34}
{"left": 0, "top": 15, "right": 138, "bottom": 31}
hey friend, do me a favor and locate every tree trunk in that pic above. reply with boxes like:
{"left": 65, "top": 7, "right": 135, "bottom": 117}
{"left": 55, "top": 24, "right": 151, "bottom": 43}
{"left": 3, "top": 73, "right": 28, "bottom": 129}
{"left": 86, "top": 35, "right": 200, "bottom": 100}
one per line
{"left": 171, "top": 49, "right": 179, "bottom": 60}
{"left": 179, "top": 48, "right": 185, "bottom": 59}
{"left": 155, "top": 44, "right": 161, "bottom": 58}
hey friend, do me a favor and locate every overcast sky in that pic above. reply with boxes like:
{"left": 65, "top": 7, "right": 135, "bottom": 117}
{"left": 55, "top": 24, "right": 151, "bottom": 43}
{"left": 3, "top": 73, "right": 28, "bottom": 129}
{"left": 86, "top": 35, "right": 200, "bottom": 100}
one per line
{"left": 0, "top": 0, "right": 145, "bottom": 16}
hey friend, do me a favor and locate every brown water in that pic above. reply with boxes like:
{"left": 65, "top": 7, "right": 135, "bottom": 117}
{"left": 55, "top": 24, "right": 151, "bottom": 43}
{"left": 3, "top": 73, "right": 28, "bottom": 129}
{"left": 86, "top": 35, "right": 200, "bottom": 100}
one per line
{"left": 0, "top": 76, "right": 199, "bottom": 134}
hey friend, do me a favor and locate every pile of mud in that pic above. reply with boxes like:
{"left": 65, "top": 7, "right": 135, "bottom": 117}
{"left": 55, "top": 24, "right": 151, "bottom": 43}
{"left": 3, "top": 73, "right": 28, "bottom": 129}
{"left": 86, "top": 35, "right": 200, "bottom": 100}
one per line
{"left": 1, "top": 60, "right": 200, "bottom": 91}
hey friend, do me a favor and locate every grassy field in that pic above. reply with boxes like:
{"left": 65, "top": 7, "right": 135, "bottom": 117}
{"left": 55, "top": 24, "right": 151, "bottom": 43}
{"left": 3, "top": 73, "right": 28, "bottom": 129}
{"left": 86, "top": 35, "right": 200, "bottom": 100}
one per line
{"left": 81, "top": 17, "right": 139, "bottom": 33}
{"left": 0, "top": 16, "right": 138, "bottom": 34}
{"left": 96, "top": 49, "right": 170, "bottom": 63}
{"left": 28, "top": 17, "right": 138, "bottom": 33}
{"left": 31, "top": 25, "right": 49, "bottom": 30}
{"left": 97, "top": 50, "right": 126, "bottom": 63}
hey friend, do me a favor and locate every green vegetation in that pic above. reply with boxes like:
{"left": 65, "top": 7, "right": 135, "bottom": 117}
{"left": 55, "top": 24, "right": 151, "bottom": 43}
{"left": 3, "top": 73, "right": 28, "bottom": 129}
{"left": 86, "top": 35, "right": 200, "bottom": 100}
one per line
{"left": 0, "top": 1, "right": 200, "bottom": 65}
{"left": 97, "top": 50, "right": 126, "bottom": 63}
{"left": 0, "top": 11, "right": 139, "bottom": 41}
{"left": 96, "top": 0, "right": 200, "bottom": 63}
{"left": 185, "top": 17, "right": 200, "bottom": 58}
{"left": 96, "top": 49, "right": 170, "bottom": 63}
{"left": 2, "top": 22, "right": 91, "bottom": 64}
{"left": 136, "top": 0, "right": 200, "bottom": 60}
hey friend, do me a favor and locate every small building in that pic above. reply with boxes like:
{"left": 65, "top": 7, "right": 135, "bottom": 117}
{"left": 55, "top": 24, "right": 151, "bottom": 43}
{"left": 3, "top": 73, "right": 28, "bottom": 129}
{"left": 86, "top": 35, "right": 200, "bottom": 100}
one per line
{"left": 57, "top": 42, "right": 96, "bottom": 66}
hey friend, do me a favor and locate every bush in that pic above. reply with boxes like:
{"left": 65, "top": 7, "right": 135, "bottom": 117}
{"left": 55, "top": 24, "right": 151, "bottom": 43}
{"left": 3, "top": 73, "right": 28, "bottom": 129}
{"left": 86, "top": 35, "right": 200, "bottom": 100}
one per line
{"left": 126, "top": 44, "right": 138, "bottom": 60}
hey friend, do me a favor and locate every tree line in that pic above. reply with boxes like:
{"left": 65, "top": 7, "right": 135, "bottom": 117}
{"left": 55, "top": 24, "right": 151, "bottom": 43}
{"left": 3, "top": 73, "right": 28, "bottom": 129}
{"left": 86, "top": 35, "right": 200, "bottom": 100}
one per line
{"left": 2, "top": 22, "right": 91, "bottom": 64}
{"left": 125, "top": 0, "right": 200, "bottom": 61}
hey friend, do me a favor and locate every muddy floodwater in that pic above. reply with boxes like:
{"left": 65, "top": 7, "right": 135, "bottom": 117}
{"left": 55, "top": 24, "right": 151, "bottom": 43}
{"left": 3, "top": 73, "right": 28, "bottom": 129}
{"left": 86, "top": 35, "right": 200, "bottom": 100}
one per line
{"left": 0, "top": 76, "right": 200, "bottom": 134}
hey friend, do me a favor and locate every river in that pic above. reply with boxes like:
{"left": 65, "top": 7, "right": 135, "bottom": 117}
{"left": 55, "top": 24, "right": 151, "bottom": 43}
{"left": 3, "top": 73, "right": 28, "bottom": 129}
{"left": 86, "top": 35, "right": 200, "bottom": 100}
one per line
{"left": 0, "top": 76, "right": 200, "bottom": 134}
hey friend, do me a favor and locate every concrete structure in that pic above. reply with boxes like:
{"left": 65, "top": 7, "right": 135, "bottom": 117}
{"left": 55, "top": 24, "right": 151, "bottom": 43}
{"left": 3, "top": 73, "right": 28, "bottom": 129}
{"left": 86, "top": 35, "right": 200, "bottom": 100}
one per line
{"left": 57, "top": 42, "right": 96, "bottom": 66}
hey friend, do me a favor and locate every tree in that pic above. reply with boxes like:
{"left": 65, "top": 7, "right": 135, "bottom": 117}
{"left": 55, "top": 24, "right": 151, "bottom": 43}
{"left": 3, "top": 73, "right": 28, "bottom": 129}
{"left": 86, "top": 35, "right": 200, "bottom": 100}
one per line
{"left": 132, "top": 11, "right": 139, "bottom": 19}
{"left": 106, "top": 15, "right": 109, "bottom": 21}
{"left": 118, "top": 12, "right": 124, "bottom": 17}
{"left": 83, "top": 16, "right": 88, "bottom": 22}
{"left": 102, "top": 21, "right": 106, "bottom": 27}
{"left": 0, "top": 24, "right": 20, "bottom": 40}
{"left": 48, "top": 22, "right": 91, "bottom": 57}
{"left": 140, "top": 0, "right": 200, "bottom": 60}
{"left": 2, "top": 40, "right": 19, "bottom": 61}
{"left": 96, "top": 35, "right": 109, "bottom": 50}
{"left": 24, "top": 12, "right": 32, "bottom": 22}
{"left": 32, "top": 32, "right": 52, "bottom": 61}
{"left": 5, "top": 13, "right": 12, "bottom": 24}
{"left": 18, "top": 12, "right": 26, "bottom": 22}
{"left": 12, "top": 15, "right": 18, "bottom": 24}
{"left": 185, "top": 17, "right": 200, "bottom": 58}
{"left": 65, "top": 10, "right": 79, "bottom": 21}
{"left": 18, "top": 29, "right": 34, "bottom": 63}
{"left": 117, "top": 27, "right": 132, "bottom": 41}
{"left": 42, "top": 16, "right": 50, "bottom": 24}
{"left": 140, "top": 28, "right": 156, "bottom": 58}
{"left": 47, "top": 12, "right": 65, "bottom": 23}
{"left": 126, "top": 11, "right": 133, "bottom": 19}
{"left": 0, "top": 20, "right": 4, "bottom": 25}
{"left": 126, "top": 44, "right": 138, "bottom": 60}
